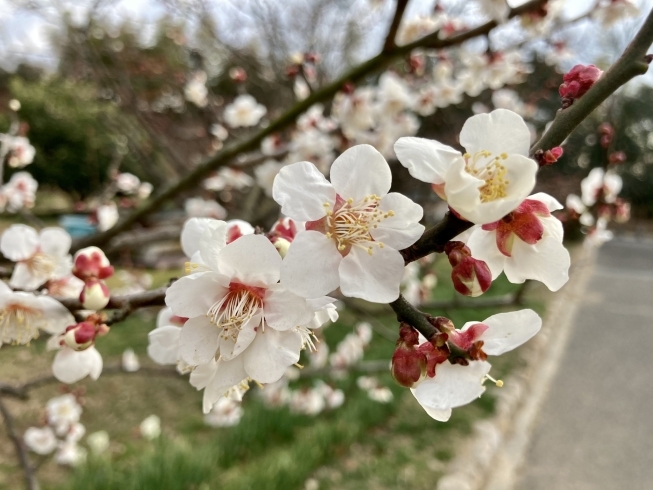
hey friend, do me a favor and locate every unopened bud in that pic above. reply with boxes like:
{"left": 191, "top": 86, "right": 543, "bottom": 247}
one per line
{"left": 73, "top": 246, "right": 114, "bottom": 281}
{"left": 535, "top": 147, "right": 564, "bottom": 166}
{"left": 229, "top": 67, "right": 247, "bottom": 82}
{"left": 63, "top": 322, "right": 98, "bottom": 351}
{"left": 80, "top": 280, "right": 110, "bottom": 311}
{"left": 608, "top": 151, "right": 627, "bottom": 164}
{"left": 444, "top": 242, "right": 492, "bottom": 297}
{"left": 559, "top": 64, "right": 603, "bottom": 107}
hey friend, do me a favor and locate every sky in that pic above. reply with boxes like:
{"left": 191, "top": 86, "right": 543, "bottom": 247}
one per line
{"left": 0, "top": 0, "right": 648, "bottom": 72}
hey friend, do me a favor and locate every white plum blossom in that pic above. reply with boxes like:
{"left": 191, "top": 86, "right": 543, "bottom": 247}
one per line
{"left": 465, "top": 193, "right": 571, "bottom": 291}
{"left": 147, "top": 307, "right": 189, "bottom": 373}
{"left": 46, "top": 394, "right": 82, "bottom": 436}
{"left": 2, "top": 171, "right": 38, "bottom": 212}
{"left": 140, "top": 415, "right": 161, "bottom": 440}
{"left": 51, "top": 345, "right": 103, "bottom": 384}
{"left": 96, "top": 202, "right": 119, "bottom": 231}
{"left": 331, "top": 88, "right": 376, "bottom": 137}
{"left": 55, "top": 442, "right": 87, "bottom": 466}
{"left": 166, "top": 234, "right": 319, "bottom": 413}
{"left": 594, "top": 0, "right": 640, "bottom": 27}
{"left": 0, "top": 281, "right": 74, "bottom": 346}
{"left": 395, "top": 109, "right": 538, "bottom": 225}
{"left": 24, "top": 426, "right": 58, "bottom": 455}
{"left": 255, "top": 159, "right": 287, "bottom": 197}
{"left": 1, "top": 225, "right": 72, "bottom": 291}
{"left": 224, "top": 95, "right": 267, "bottom": 128}
{"left": 478, "top": 0, "right": 510, "bottom": 21}
{"left": 184, "top": 71, "right": 209, "bottom": 108}
{"left": 4, "top": 135, "right": 36, "bottom": 168}
{"left": 367, "top": 386, "right": 394, "bottom": 403}
{"left": 376, "top": 72, "right": 414, "bottom": 116}
{"left": 581, "top": 167, "right": 622, "bottom": 206}
{"left": 397, "top": 14, "right": 445, "bottom": 45}
{"left": 87, "top": 431, "right": 110, "bottom": 455}
{"left": 273, "top": 144, "right": 424, "bottom": 303}
{"left": 184, "top": 198, "right": 227, "bottom": 219}
{"left": 115, "top": 173, "right": 141, "bottom": 194}
{"left": 412, "top": 309, "right": 541, "bottom": 421}
{"left": 122, "top": 348, "right": 140, "bottom": 372}
{"left": 203, "top": 167, "right": 254, "bottom": 191}
{"left": 204, "top": 396, "right": 244, "bottom": 427}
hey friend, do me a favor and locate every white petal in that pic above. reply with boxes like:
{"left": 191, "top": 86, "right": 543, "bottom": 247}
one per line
{"left": 39, "top": 228, "right": 72, "bottom": 257}
{"left": 421, "top": 406, "right": 453, "bottom": 422}
{"left": 460, "top": 109, "right": 530, "bottom": 156}
{"left": 35, "top": 296, "right": 76, "bottom": 334}
{"left": 528, "top": 192, "right": 563, "bottom": 212}
{"left": 189, "top": 358, "right": 217, "bottom": 389}
{"left": 471, "top": 309, "right": 542, "bottom": 356}
{"left": 156, "top": 307, "right": 175, "bottom": 328}
{"left": 202, "top": 357, "right": 247, "bottom": 414}
{"left": 0, "top": 281, "right": 11, "bottom": 295}
{"left": 272, "top": 161, "right": 336, "bottom": 221}
{"left": 394, "top": 137, "right": 462, "bottom": 185}
{"left": 370, "top": 192, "right": 424, "bottom": 250}
{"left": 165, "top": 272, "right": 228, "bottom": 318}
{"left": 504, "top": 237, "right": 570, "bottom": 291}
{"left": 147, "top": 325, "right": 181, "bottom": 365}
{"left": 52, "top": 347, "right": 103, "bottom": 384}
{"left": 243, "top": 329, "right": 302, "bottom": 383}
{"left": 411, "top": 360, "right": 490, "bottom": 413}
{"left": 199, "top": 220, "right": 230, "bottom": 271}
{"left": 9, "top": 262, "right": 46, "bottom": 291}
{"left": 466, "top": 228, "right": 505, "bottom": 280}
{"left": 181, "top": 218, "right": 220, "bottom": 257}
{"left": 281, "top": 231, "right": 342, "bottom": 298}
{"left": 179, "top": 316, "right": 220, "bottom": 366}
{"left": 264, "top": 286, "right": 314, "bottom": 331}
{"left": 329, "top": 144, "right": 391, "bottom": 201}
{"left": 540, "top": 216, "right": 564, "bottom": 243}
{"left": 338, "top": 246, "right": 405, "bottom": 303}
{"left": 1, "top": 224, "right": 38, "bottom": 261}
{"left": 222, "top": 312, "right": 260, "bottom": 360}
{"left": 217, "top": 234, "right": 281, "bottom": 287}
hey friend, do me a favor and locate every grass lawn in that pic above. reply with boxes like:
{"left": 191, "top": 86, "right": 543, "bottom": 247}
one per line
{"left": 0, "top": 257, "right": 546, "bottom": 490}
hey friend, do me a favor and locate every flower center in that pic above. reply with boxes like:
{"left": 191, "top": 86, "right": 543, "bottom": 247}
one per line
{"left": 0, "top": 302, "right": 42, "bottom": 345}
{"left": 463, "top": 151, "right": 510, "bottom": 203}
{"left": 207, "top": 284, "right": 264, "bottom": 342}
{"left": 322, "top": 195, "right": 393, "bottom": 255}
{"left": 24, "top": 252, "right": 57, "bottom": 278}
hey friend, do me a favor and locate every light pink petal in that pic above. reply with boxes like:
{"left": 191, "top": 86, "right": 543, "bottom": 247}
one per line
{"left": 338, "top": 246, "right": 405, "bottom": 303}
{"left": 179, "top": 316, "right": 220, "bottom": 366}
{"left": 394, "top": 137, "right": 462, "bottom": 185}
{"left": 217, "top": 234, "right": 281, "bottom": 287}
{"left": 243, "top": 329, "right": 302, "bottom": 383}
{"left": 165, "top": 272, "right": 228, "bottom": 318}
{"left": 1, "top": 224, "right": 39, "bottom": 261}
{"left": 281, "top": 231, "right": 342, "bottom": 298}
{"left": 272, "top": 161, "right": 336, "bottom": 221}
{"left": 329, "top": 144, "right": 391, "bottom": 201}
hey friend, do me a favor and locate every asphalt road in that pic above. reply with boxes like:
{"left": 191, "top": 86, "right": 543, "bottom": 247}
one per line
{"left": 517, "top": 236, "right": 653, "bottom": 490}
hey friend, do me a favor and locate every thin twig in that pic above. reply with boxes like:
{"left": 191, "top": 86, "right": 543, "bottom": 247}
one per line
{"left": 383, "top": 0, "right": 410, "bottom": 52}
{"left": 0, "top": 395, "right": 38, "bottom": 490}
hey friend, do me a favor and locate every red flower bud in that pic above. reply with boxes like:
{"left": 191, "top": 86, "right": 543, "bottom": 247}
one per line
{"left": 608, "top": 151, "right": 627, "bottom": 164}
{"left": 559, "top": 64, "right": 603, "bottom": 107}
{"left": 63, "top": 321, "right": 108, "bottom": 351}
{"left": 536, "top": 146, "right": 564, "bottom": 166}
{"left": 73, "top": 247, "right": 114, "bottom": 282}
{"left": 445, "top": 242, "right": 492, "bottom": 297}
{"left": 229, "top": 67, "right": 247, "bottom": 82}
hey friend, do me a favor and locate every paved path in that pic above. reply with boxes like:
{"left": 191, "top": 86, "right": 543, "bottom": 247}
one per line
{"left": 516, "top": 236, "right": 653, "bottom": 490}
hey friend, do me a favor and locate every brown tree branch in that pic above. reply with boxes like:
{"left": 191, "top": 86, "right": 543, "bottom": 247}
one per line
{"left": 383, "top": 0, "right": 410, "bottom": 52}
{"left": 70, "top": 0, "right": 549, "bottom": 252}
{"left": 0, "top": 396, "right": 38, "bottom": 490}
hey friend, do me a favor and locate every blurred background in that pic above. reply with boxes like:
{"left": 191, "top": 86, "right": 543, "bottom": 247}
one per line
{"left": 0, "top": 0, "right": 652, "bottom": 489}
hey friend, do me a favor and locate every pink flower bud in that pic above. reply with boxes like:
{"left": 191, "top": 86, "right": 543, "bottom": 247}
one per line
{"left": 63, "top": 322, "right": 98, "bottom": 351}
{"left": 392, "top": 325, "right": 427, "bottom": 388}
{"left": 80, "top": 280, "right": 110, "bottom": 311}
{"left": 608, "top": 151, "right": 627, "bottom": 164}
{"left": 559, "top": 64, "right": 603, "bottom": 107}
{"left": 445, "top": 242, "right": 492, "bottom": 297}
{"left": 536, "top": 147, "right": 564, "bottom": 166}
{"left": 229, "top": 67, "right": 247, "bottom": 82}
{"left": 73, "top": 247, "right": 114, "bottom": 282}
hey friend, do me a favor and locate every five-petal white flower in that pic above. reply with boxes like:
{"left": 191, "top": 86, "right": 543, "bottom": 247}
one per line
{"left": 395, "top": 109, "right": 538, "bottom": 225}
{"left": 273, "top": 144, "right": 424, "bottom": 303}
